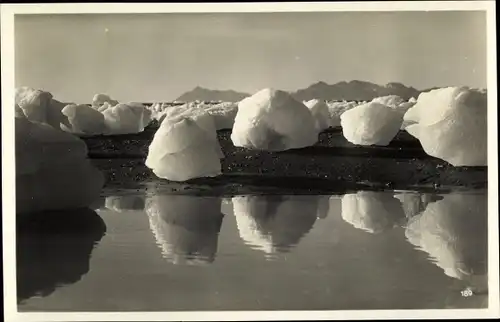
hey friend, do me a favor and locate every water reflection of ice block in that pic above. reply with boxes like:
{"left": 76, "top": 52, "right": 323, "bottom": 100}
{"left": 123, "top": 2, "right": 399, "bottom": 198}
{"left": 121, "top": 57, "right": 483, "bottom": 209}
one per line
{"left": 316, "top": 195, "right": 331, "bottom": 219}
{"left": 394, "top": 192, "right": 444, "bottom": 219}
{"left": 220, "top": 197, "right": 234, "bottom": 216}
{"left": 232, "top": 195, "right": 318, "bottom": 256}
{"left": 89, "top": 196, "right": 106, "bottom": 211}
{"left": 105, "top": 195, "right": 146, "bottom": 212}
{"left": 341, "top": 191, "right": 405, "bottom": 233}
{"left": 145, "top": 195, "right": 224, "bottom": 265}
{"left": 394, "top": 192, "right": 426, "bottom": 219}
{"left": 326, "top": 195, "right": 342, "bottom": 219}
{"left": 16, "top": 208, "right": 106, "bottom": 303}
{"left": 405, "top": 193, "right": 488, "bottom": 290}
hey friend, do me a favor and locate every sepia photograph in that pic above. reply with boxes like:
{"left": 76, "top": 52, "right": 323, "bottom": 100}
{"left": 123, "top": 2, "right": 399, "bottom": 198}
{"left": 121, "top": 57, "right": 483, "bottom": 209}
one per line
{"left": 2, "top": 2, "right": 499, "bottom": 321}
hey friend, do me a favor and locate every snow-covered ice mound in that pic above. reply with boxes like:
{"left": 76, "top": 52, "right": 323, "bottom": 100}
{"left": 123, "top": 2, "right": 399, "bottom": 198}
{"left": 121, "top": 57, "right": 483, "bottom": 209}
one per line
{"left": 135, "top": 103, "right": 153, "bottom": 129}
{"left": 304, "top": 99, "right": 332, "bottom": 132}
{"left": 204, "top": 102, "right": 239, "bottom": 130}
{"left": 404, "top": 87, "right": 487, "bottom": 166}
{"left": 371, "top": 95, "right": 406, "bottom": 108}
{"left": 95, "top": 102, "right": 112, "bottom": 113}
{"left": 145, "top": 112, "right": 223, "bottom": 181}
{"left": 105, "top": 195, "right": 146, "bottom": 212}
{"left": 231, "top": 88, "right": 319, "bottom": 151}
{"left": 92, "top": 93, "right": 119, "bottom": 109}
{"left": 15, "top": 116, "right": 104, "bottom": 214}
{"left": 90, "top": 94, "right": 153, "bottom": 135}
{"left": 155, "top": 101, "right": 238, "bottom": 130}
{"left": 60, "top": 104, "right": 108, "bottom": 136}
{"left": 145, "top": 195, "right": 224, "bottom": 265}
{"left": 232, "top": 195, "right": 318, "bottom": 256}
{"left": 372, "top": 95, "right": 416, "bottom": 115}
{"left": 102, "top": 102, "right": 151, "bottom": 135}
{"left": 371, "top": 94, "right": 416, "bottom": 129}
{"left": 405, "top": 193, "right": 487, "bottom": 289}
{"left": 326, "top": 101, "right": 359, "bottom": 128}
{"left": 341, "top": 191, "right": 405, "bottom": 233}
{"left": 148, "top": 104, "right": 168, "bottom": 123}
{"left": 15, "top": 87, "right": 71, "bottom": 130}
{"left": 340, "top": 102, "right": 403, "bottom": 146}
{"left": 16, "top": 88, "right": 152, "bottom": 136}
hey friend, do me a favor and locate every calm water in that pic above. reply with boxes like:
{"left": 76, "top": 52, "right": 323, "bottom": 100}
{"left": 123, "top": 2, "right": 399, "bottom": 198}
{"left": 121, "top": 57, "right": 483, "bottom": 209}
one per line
{"left": 17, "top": 189, "right": 488, "bottom": 311}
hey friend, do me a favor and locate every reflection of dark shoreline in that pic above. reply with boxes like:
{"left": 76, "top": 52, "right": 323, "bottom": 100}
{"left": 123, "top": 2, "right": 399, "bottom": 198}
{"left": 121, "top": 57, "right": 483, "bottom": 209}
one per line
{"left": 97, "top": 171, "right": 487, "bottom": 200}
{"left": 17, "top": 208, "right": 106, "bottom": 304}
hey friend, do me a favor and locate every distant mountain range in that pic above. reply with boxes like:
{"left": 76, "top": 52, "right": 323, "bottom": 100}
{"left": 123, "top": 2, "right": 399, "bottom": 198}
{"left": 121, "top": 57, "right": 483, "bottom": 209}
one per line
{"left": 175, "top": 81, "right": 438, "bottom": 102}
{"left": 292, "top": 81, "right": 425, "bottom": 102}
{"left": 176, "top": 86, "right": 250, "bottom": 102}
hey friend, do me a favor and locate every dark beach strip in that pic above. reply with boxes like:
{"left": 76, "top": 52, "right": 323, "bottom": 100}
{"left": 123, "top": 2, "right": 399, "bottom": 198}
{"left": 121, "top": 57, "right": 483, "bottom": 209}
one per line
{"left": 82, "top": 126, "right": 488, "bottom": 194}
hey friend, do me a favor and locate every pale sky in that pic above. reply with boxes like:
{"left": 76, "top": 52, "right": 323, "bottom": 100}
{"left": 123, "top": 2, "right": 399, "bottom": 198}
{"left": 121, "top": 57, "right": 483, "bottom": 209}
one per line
{"left": 15, "top": 11, "right": 487, "bottom": 103}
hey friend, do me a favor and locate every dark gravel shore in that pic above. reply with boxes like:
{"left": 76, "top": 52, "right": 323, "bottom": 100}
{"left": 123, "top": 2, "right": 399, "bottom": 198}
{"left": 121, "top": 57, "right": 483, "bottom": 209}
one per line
{"left": 82, "top": 125, "right": 488, "bottom": 194}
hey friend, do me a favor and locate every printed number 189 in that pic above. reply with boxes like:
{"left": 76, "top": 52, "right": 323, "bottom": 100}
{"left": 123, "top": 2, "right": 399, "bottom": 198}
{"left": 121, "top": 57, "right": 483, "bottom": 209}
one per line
{"left": 461, "top": 289, "right": 473, "bottom": 297}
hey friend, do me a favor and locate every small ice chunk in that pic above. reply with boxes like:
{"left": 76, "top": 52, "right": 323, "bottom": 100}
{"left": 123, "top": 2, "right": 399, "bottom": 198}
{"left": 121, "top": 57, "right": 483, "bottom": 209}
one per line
{"left": 92, "top": 93, "right": 119, "bottom": 108}
{"left": 371, "top": 95, "right": 406, "bottom": 108}
{"left": 404, "top": 87, "right": 487, "bottom": 166}
{"left": 326, "top": 101, "right": 359, "bottom": 128}
{"left": 340, "top": 102, "right": 403, "bottom": 146}
{"left": 304, "top": 99, "right": 332, "bottom": 132}
{"left": 158, "top": 101, "right": 238, "bottom": 130}
{"left": 15, "top": 117, "right": 103, "bottom": 214}
{"left": 15, "top": 87, "right": 71, "bottom": 130}
{"left": 204, "top": 102, "right": 239, "bottom": 130}
{"left": 102, "top": 103, "right": 149, "bottom": 135}
{"left": 231, "top": 88, "right": 319, "bottom": 151}
{"left": 145, "top": 112, "right": 223, "bottom": 181}
{"left": 371, "top": 95, "right": 416, "bottom": 129}
{"left": 61, "top": 104, "right": 108, "bottom": 136}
